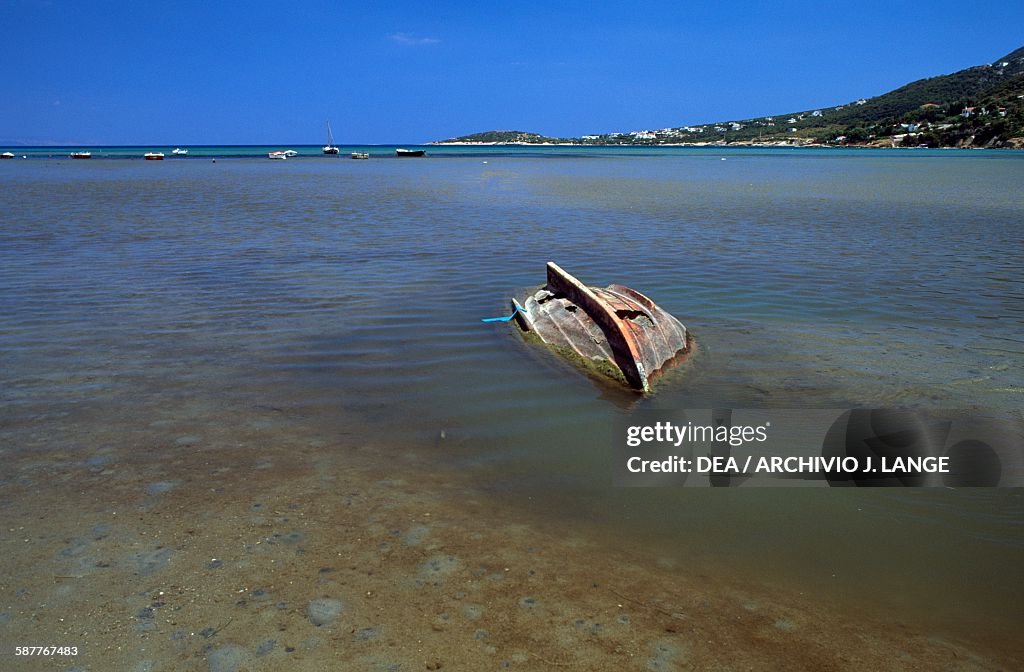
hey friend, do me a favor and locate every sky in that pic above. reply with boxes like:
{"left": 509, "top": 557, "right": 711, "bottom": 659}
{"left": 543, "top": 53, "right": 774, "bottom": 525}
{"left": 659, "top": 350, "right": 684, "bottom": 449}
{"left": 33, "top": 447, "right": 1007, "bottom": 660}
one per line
{"left": 2, "top": 0, "right": 1023, "bottom": 145}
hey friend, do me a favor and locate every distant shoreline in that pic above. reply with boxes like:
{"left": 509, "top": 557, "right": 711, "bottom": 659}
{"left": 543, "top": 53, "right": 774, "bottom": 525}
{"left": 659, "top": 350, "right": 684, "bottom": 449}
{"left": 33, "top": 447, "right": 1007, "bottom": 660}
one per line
{"left": 429, "top": 140, "right": 1019, "bottom": 149}
{"left": 3, "top": 143, "right": 1019, "bottom": 157}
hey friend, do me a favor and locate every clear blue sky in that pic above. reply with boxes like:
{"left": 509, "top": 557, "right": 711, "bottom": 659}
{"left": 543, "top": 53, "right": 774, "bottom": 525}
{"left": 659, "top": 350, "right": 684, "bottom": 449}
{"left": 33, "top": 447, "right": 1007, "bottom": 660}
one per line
{"left": 2, "top": 0, "right": 1022, "bottom": 145}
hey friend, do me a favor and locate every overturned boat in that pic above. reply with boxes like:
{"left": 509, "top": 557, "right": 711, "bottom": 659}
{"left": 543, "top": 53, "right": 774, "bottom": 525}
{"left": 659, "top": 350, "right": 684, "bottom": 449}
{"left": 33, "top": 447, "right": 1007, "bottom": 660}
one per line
{"left": 508, "top": 262, "right": 692, "bottom": 393}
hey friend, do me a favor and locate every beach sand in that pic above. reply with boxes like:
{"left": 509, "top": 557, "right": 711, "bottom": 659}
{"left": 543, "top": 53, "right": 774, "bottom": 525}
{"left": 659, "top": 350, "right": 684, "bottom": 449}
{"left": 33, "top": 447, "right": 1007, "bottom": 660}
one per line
{"left": 1, "top": 391, "right": 1019, "bottom": 672}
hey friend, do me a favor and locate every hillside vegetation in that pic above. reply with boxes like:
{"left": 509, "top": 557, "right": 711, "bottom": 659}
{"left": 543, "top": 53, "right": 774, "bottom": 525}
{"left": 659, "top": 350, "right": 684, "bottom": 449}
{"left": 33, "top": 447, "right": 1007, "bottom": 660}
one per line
{"left": 435, "top": 130, "right": 572, "bottom": 144}
{"left": 437, "top": 46, "right": 1024, "bottom": 149}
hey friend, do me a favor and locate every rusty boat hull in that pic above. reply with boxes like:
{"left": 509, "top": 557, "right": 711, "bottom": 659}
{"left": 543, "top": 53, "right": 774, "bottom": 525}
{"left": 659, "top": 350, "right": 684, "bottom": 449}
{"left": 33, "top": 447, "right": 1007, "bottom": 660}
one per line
{"left": 512, "top": 262, "right": 691, "bottom": 393}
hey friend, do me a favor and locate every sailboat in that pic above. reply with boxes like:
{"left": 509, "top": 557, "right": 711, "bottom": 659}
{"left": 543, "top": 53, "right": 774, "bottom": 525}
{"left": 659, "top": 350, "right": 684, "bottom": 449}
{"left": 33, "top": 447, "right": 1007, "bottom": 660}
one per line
{"left": 322, "top": 121, "right": 340, "bottom": 155}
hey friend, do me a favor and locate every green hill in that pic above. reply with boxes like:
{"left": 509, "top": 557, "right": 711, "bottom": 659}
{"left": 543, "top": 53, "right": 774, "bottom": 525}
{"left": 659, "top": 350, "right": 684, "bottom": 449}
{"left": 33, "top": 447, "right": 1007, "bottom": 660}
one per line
{"left": 439, "top": 46, "right": 1024, "bottom": 149}
{"left": 829, "top": 47, "right": 1024, "bottom": 125}
{"left": 433, "top": 130, "right": 573, "bottom": 144}
{"left": 766, "top": 45, "right": 1024, "bottom": 147}
{"left": 596, "top": 44, "right": 1024, "bottom": 148}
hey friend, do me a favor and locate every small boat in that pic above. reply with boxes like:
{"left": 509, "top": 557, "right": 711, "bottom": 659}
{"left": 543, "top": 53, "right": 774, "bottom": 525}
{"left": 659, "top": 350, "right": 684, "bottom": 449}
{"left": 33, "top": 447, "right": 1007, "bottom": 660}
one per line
{"left": 268, "top": 151, "right": 289, "bottom": 160}
{"left": 69, "top": 151, "right": 92, "bottom": 159}
{"left": 284, "top": 150, "right": 298, "bottom": 157}
{"left": 351, "top": 152, "right": 369, "bottom": 160}
{"left": 395, "top": 148, "right": 425, "bottom": 157}
{"left": 143, "top": 152, "right": 165, "bottom": 160}
{"left": 323, "top": 121, "right": 339, "bottom": 155}
{"left": 172, "top": 148, "right": 188, "bottom": 155}
{"left": 0, "top": 152, "right": 14, "bottom": 159}
{"left": 507, "top": 263, "right": 692, "bottom": 393}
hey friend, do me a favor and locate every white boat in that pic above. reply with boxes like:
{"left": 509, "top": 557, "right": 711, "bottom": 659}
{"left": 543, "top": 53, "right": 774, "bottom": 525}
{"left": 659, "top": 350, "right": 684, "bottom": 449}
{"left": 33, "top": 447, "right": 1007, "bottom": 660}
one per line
{"left": 395, "top": 148, "right": 425, "bottom": 157}
{"left": 144, "top": 152, "right": 165, "bottom": 160}
{"left": 283, "top": 150, "right": 298, "bottom": 157}
{"left": 69, "top": 151, "right": 92, "bottom": 159}
{"left": 268, "top": 151, "right": 288, "bottom": 160}
{"left": 0, "top": 152, "right": 14, "bottom": 159}
{"left": 351, "top": 152, "right": 369, "bottom": 160}
{"left": 172, "top": 148, "right": 188, "bottom": 155}
{"left": 323, "top": 121, "right": 339, "bottom": 155}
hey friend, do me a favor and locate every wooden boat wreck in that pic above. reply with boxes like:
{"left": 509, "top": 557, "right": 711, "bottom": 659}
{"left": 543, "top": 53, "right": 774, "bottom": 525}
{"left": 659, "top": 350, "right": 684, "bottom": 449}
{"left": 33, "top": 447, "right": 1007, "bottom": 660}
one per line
{"left": 509, "top": 262, "right": 692, "bottom": 393}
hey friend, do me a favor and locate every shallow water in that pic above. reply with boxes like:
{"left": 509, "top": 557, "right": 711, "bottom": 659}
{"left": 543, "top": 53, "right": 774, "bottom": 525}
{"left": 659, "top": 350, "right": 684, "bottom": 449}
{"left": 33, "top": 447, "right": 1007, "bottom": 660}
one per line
{"left": 2, "top": 148, "right": 1023, "bottom": 657}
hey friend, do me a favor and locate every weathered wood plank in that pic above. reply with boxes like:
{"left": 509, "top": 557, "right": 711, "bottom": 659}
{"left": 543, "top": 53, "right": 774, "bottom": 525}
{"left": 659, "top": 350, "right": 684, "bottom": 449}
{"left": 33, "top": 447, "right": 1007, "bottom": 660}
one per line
{"left": 513, "top": 263, "right": 691, "bottom": 393}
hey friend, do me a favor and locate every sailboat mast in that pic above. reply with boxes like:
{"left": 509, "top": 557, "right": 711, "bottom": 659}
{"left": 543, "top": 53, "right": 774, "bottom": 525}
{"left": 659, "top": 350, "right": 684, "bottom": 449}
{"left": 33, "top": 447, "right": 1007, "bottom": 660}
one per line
{"left": 323, "top": 119, "right": 340, "bottom": 154}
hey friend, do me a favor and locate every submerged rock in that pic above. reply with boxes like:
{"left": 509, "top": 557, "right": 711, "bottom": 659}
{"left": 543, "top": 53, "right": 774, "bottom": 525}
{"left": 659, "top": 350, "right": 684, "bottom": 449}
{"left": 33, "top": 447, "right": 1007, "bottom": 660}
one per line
{"left": 207, "top": 644, "right": 247, "bottom": 672}
{"left": 305, "top": 598, "right": 344, "bottom": 627}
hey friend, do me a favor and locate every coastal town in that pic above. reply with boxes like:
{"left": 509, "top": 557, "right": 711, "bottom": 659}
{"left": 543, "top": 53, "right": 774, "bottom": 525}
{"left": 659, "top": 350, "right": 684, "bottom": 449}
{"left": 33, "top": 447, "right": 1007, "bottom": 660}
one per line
{"left": 437, "top": 47, "right": 1024, "bottom": 149}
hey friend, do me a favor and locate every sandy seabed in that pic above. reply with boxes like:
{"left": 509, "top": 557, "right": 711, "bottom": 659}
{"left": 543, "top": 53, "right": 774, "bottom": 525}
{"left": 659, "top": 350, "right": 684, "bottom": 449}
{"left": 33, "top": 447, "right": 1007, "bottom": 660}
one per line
{"left": 0, "top": 395, "right": 1018, "bottom": 672}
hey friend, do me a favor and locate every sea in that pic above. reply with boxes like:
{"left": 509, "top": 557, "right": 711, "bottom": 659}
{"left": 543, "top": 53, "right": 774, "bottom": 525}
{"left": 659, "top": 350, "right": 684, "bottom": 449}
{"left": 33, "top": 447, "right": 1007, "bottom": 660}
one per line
{"left": 2, "top": 145, "right": 1023, "bottom": 656}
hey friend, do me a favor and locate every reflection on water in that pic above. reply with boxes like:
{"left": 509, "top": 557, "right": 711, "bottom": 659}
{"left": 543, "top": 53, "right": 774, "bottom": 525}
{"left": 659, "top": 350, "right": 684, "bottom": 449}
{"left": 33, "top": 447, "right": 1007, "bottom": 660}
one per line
{"left": 2, "top": 149, "right": 1023, "bottom": 646}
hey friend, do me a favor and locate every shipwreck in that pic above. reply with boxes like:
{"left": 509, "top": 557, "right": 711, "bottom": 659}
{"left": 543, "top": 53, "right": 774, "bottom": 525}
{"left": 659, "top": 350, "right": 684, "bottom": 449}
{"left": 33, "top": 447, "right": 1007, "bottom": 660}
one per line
{"left": 506, "top": 262, "right": 692, "bottom": 393}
